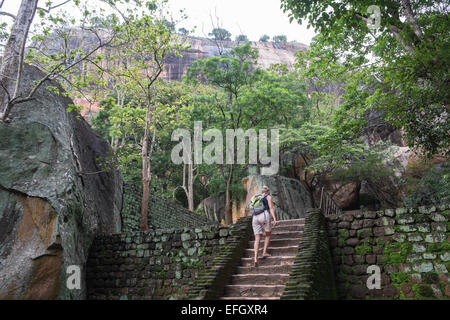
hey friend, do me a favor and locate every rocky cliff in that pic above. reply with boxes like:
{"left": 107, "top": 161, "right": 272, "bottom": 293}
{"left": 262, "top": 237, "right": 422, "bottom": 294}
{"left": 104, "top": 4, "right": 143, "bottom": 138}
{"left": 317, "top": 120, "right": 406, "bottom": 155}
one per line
{"left": 162, "top": 37, "right": 308, "bottom": 81}
{"left": 0, "top": 65, "right": 123, "bottom": 299}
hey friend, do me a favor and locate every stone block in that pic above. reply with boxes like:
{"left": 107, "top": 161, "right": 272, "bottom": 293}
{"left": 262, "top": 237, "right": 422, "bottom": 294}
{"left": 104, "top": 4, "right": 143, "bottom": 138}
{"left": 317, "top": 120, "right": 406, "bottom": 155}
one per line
{"left": 397, "top": 225, "right": 416, "bottom": 233}
{"left": 440, "top": 252, "right": 450, "bottom": 262}
{"left": 431, "top": 284, "right": 443, "bottom": 298}
{"left": 366, "top": 254, "right": 376, "bottom": 264}
{"left": 353, "top": 265, "right": 367, "bottom": 276}
{"left": 423, "top": 253, "right": 436, "bottom": 260}
{"left": 395, "top": 208, "right": 408, "bottom": 215}
{"left": 343, "top": 247, "right": 355, "bottom": 255}
{"left": 373, "top": 227, "right": 385, "bottom": 237}
{"left": 412, "top": 243, "right": 426, "bottom": 253}
{"left": 384, "top": 226, "right": 395, "bottom": 235}
{"left": 384, "top": 209, "right": 395, "bottom": 217}
{"left": 412, "top": 262, "right": 434, "bottom": 273}
{"left": 430, "top": 213, "right": 445, "bottom": 222}
{"left": 346, "top": 238, "right": 359, "bottom": 247}
{"left": 393, "top": 233, "right": 406, "bottom": 242}
{"left": 382, "top": 285, "right": 400, "bottom": 298}
{"left": 181, "top": 233, "right": 191, "bottom": 242}
{"left": 431, "top": 222, "right": 446, "bottom": 232}
{"left": 398, "top": 215, "right": 415, "bottom": 224}
{"left": 351, "top": 220, "right": 363, "bottom": 230}
{"left": 409, "top": 273, "right": 422, "bottom": 284}
{"left": 417, "top": 223, "right": 431, "bottom": 233}
{"left": 363, "top": 211, "right": 377, "bottom": 219}
{"left": 407, "top": 234, "right": 423, "bottom": 242}
{"left": 425, "top": 233, "right": 446, "bottom": 243}
{"left": 357, "top": 228, "right": 373, "bottom": 239}
{"left": 343, "top": 255, "right": 354, "bottom": 266}
{"left": 433, "top": 263, "right": 448, "bottom": 273}
{"left": 353, "top": 255, "right": 364, "bottom": 264}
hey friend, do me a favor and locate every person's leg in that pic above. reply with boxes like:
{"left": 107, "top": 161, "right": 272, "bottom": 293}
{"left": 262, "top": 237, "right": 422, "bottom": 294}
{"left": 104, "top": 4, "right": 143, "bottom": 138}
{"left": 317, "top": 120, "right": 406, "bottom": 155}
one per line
{"left": 254, "top": 234, "right": 261, "bottom": 264}
{"left": 263, "top": 232, "right": 271, "bottom": 257}
{"left": 262, "top": 210, "right": 272, "bottom": 257}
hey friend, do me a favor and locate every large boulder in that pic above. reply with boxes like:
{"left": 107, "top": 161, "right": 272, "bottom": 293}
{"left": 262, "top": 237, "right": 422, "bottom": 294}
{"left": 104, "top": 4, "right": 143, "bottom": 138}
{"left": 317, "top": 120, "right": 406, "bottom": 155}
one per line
{"left": 196, "top": 175, "right": 313, "bottom": 224}
{"left": 196, "top": 194, "right": 226, "bottom": 223}
{"left": 0, "top": 65, "right": 122, "bottom": 299}
{"left": 240, "top": 175, "right": 313, "bottom": 220}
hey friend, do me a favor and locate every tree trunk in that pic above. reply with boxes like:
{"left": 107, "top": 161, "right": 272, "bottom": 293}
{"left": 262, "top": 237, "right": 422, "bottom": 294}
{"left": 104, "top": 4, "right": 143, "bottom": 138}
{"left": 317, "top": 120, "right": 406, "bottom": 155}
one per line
{"left": 0, "top": 0, "right": 39, "bottom": 119}
{"left": 140, "top": 98, "right": 151, "bottom": 231}
{"left": 224, "top": 164, "right": 233, "bottom": 225}
{"left": 187, "top": 162, "right": 194, "bottom": 211}
{"left": 139, "top": 86, "right": 158, "bottom": 230}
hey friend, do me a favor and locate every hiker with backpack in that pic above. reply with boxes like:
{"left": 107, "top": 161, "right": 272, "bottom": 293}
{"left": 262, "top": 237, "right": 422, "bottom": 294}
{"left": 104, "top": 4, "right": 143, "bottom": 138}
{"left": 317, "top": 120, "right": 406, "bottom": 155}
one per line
{"left": 249, "top": 186, "right": 277, "bottom": 267}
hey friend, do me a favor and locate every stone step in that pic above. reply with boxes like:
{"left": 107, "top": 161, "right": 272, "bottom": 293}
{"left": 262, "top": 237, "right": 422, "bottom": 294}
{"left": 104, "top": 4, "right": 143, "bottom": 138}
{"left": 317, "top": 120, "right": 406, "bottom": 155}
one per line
{"left": 243, "top": 246, "right": 298, "bottom": 258}
{"left": 236, "top": 264, "right": 292, "bottom": 275}
{"left": 223, "top": 284, "right": 285, "bottom": 297}
{"left": 219, "top": 296, "right": 280, "bottom": 300}
{"left": 249, "top": 238, "right": 301, "bottom": 248}
{"left": 230, "top": 274, "right": 290, "bottom": 285}
{"left": 240, "top": 256, "right": 296, "bottom": 267}
{"left": 271, "top": 225, "right": 304, "bottom": 232}
{"left": 269, "top": 231, "right": 303, "bottom": 239}
{"left": 276, "top": 219, "right": 305, "bottom": 226}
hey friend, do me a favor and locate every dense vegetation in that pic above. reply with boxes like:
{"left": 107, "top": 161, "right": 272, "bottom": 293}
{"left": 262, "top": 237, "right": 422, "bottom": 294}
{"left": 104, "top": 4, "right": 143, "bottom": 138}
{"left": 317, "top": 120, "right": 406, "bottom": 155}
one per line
{"left": 1, "top": 0, "right": 448, "bottom": 229}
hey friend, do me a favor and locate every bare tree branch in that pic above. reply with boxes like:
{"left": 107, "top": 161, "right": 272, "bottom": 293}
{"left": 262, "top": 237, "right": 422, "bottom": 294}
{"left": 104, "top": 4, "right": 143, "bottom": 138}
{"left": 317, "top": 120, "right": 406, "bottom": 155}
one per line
{"left": 37, "top": 0, "right": 72, "bottom": 14}
{"left": 0, "top": 11, "right": 16, "bottom": 20}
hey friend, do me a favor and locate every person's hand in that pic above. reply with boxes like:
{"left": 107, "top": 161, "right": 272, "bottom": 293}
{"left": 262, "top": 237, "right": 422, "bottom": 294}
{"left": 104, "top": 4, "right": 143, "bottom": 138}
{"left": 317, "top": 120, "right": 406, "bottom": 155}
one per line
{"left": 272, "top": 219, "right": 277, "bottom": 228}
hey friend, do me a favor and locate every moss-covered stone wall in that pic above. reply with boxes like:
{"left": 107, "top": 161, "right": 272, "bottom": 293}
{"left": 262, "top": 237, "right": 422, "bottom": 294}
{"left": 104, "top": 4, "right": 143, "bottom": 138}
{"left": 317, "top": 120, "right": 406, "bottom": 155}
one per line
{"left": 86, "top": 218, "right": 251, "bottom": 300}
{"left": 281, "top": 209, "right": 337, "bottom": 300}
{"left": 121, "top": 183, "right": 213, "bottom": 232}
{"left": 327, "top": 204, "right": 450, "bottom": 299}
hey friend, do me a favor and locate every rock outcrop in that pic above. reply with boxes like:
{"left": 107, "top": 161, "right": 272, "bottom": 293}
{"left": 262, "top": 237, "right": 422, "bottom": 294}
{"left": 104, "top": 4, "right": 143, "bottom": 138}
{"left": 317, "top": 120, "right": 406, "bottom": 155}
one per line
{"left": 0, "top": 65, "right": 122, "bottom": 299}
{"left": 163, "top": 37, "right": 308, "bottom": 81}
{"left": 198, "top": 175, "right": 313, "bottom": 224}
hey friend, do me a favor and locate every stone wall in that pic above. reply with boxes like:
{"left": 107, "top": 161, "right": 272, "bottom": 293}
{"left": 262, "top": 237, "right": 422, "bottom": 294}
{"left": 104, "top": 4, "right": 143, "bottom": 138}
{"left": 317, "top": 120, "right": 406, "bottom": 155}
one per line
{"left": 281, "top": 209, "right": 337, "bottom": 300}
{"left": 121, "top": 183, "right": 213, "bottom": 232}
{"left": 187, "top": 217, "right": 252, "bottom": 299}
{"left": 327, "top": 204, "right": 450, "bottom": 299}
{"left": 86, "top": 218, "right": 250, "bottom": 300}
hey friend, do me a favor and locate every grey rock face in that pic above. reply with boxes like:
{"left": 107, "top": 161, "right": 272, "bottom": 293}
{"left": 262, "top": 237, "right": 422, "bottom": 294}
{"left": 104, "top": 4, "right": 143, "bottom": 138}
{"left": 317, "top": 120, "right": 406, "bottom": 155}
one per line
{"left": 0, "top": 65, "right": 122, "bottom": 299}
{"left": 197, "top": 175, "right": 313, "bottom": 223}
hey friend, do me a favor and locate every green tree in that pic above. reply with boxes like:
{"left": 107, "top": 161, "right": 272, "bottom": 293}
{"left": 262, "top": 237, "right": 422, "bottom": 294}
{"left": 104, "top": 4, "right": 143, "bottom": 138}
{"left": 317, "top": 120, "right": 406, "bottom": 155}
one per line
{"left": 273, "top": 35, "right": 287, "bottom": 43}
{"left": 178, "top": 27, "right": 189, "bottom": 35}
{"left": 280, "top": 124, "right": 400, "bottom": 207}
{"left": 186, "top": 42, "right": 260, "bottom": 224}
{"left": 0, "top": 0, "right": 137, "bottom": 122}
{"left": 235, "top": 34, "right": 248, "bottom": 43}
{"left": 103, "top": 14, "right": 188, "bottom": 230}
{"left": 280, "top": 0, "right": 450, "bottom": 155}
{"left": 294, "top": 49, "right": 344, "bottom": 126}
{"left": 240, "top": 66, "right": 310, "bottom": 128}
{"left": 259, "top": 34, "right": 270, "bottom": 42}
{"left": 208, "top": 27, "right": 231, "bottom": 41}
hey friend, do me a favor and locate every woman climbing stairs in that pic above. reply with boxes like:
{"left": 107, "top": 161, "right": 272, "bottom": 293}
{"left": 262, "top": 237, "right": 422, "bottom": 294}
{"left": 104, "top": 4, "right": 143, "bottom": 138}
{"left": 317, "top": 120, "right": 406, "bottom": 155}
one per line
{"left": 220, "top": 218, "right": 305, "bottom": 300}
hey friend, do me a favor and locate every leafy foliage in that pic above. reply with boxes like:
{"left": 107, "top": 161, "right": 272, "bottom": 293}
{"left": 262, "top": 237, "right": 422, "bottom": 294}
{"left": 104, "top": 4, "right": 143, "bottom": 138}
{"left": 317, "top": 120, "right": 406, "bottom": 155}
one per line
{"left": 280, "top": 0, "right": 450, "bottom": 156}
{"left": 273, "top": 35, "right": 287, "bottom": 43}
{"left": 259, "top": 34, "right": 270, "bottom": 42}
{"left": 208, "top": 27, "right": 231, "bottom": 41}
{"left": 404, "top": 161, "right": 450, "bottom": 207}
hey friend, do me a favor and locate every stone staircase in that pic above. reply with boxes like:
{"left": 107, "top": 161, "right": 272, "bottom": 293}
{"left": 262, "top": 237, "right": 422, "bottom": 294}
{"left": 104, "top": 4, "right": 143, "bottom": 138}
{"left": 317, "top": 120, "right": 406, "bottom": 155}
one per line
{"left": 220, "top": 218, "right": 305, "bottom": 300}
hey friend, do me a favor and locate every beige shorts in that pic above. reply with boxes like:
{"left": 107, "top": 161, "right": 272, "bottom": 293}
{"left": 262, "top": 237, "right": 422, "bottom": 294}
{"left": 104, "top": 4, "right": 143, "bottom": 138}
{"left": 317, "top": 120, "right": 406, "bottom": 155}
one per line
{"left": 252, "top": 210, "right": 272, "bottom": 235}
